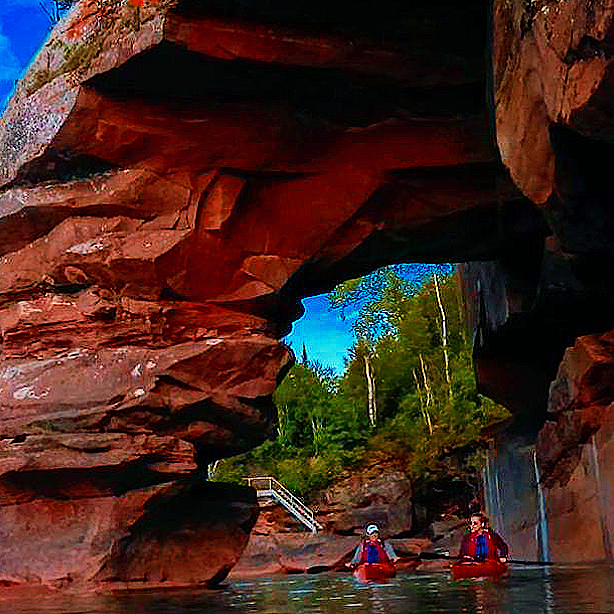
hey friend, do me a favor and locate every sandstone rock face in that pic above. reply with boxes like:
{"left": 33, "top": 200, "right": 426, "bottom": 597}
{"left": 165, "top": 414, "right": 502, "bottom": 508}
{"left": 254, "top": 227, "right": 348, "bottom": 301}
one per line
{"left": 482, "top": 333, "right": 614, "bottom": 563}
{"left": 229, "top": 532, "right": 358, "bottom": 576}
{"left": 541, "top": 407, "right": 614, "bottom": 563}
{"left": 0, "top": 477, "right": 258, "bottom": 589}
{"left": 0, "top": 0, "right": 533, "bottom": 588}
{"left": 94, "top": 480, "right": 259, "bottom": 588}
{"left": 458, "top": 232, "right": 614, "bottom": 422}
{"left": 316, "top": 459, "right": 413, "bottom": 536}
{"left": 539, "top": 333, "right": 614, "bottom": 488}
{"left": 248, "top": 497, "right": 309, "bottom": 535}
{"left": 228, "top": 495, "right": 358, "bottom": 576}
{"left": 535, "top": 333, "right": 614, "bottom": 562}
{"left": 493, "top": 0, "right": 614, "bottom": 204}
{"left": 7, "top": 0, "right": 614, "bottom": 583}
{"left": 471, "top": 1, "right": 614, "bottom": 423}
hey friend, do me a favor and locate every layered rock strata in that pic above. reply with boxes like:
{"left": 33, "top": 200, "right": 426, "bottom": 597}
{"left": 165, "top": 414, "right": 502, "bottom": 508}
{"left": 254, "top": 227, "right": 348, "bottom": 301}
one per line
{"left": 0, "top": 0, "right": 532, "bottom": 588}
{"left": 5, "top": 0, "right": 614, "bottom": 581}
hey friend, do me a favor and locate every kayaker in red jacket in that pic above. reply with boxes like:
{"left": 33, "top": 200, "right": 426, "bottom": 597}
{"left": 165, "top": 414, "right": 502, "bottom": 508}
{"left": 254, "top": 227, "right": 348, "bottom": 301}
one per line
{"left": 346, "top": 524, "right": 399, "bottom": 569}
{"left": 458, "top": 513, "right": 508, "bottom": 563}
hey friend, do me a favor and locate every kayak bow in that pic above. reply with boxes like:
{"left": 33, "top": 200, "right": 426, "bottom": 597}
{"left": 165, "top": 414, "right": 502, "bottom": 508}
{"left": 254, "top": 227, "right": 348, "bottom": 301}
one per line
{"left": 354, "top": 562, "right": 396, "bottom": 581}
{"left": 450, "top": 560, "right": 507, "bottom": 580}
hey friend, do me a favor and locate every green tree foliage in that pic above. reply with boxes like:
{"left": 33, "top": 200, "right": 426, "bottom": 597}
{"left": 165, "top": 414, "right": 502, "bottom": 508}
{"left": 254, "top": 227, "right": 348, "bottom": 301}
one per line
{"left": 214, "top": 266, "right": 509, "bottom": 496}
{"left": 334, "top": 268, "right": 508, "bottom": 478}
{"left": 275, "top": 361, "right": 335, "bottom": 454}
{"left": 214, "top": 361, "right": 368, "bottom": 496}
{"left": 329, "top": 264, "right": 452, "bottom": 342}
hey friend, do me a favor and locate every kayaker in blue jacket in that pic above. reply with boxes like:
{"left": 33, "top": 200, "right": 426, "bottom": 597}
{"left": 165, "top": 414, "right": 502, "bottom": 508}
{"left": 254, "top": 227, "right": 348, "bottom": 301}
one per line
{"left": 346, "top": 524, "right": 399, "bottom": 569}
{"left": 458, "top": 513, "right": 508, "bottom": 563}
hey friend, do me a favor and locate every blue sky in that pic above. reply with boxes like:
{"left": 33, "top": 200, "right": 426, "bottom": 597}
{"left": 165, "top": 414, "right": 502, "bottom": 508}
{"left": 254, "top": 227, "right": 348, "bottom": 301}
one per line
{"left": 285, "top": 295, "right": 356, "bottom": 375}
{"left": 0, "top": 0, "right": 52, "bottom": 111}
{"left": 286, "top": 264, "right": 453, "bottom": 374}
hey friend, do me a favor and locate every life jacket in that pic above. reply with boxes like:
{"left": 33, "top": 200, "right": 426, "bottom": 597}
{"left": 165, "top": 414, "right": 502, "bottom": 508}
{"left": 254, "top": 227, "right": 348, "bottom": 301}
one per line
{"left": 465, "top": 529, "right": 500, "bottom": 561}
{"left": 359, "top": 538, "right": 391, "bottom": 564}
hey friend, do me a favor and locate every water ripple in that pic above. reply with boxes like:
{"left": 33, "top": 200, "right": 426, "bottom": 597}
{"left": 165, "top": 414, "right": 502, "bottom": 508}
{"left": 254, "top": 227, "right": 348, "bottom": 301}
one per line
{"left": 0, "top": 566, "right": 612, "bottom": 614}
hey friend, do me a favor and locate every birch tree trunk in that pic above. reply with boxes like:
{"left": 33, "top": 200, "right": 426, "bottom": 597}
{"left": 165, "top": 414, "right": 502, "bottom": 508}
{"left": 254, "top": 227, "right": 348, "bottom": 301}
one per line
{"left": 364, "top": 353, "right": 377, "bottom": 427}
{"left": 433, "top": 273, "right": 453, "bottom": 401}
{"left": 311, "top": 415, "right": 321, "bottom": 454}
{"left": 413, "top": 367, "right": 432, "bottom": 434}
{"left": 207, "top": 459, "right": 220, "bottom": 479}
{"left": 418, "top": 353, "right": 434, "bottom": 435}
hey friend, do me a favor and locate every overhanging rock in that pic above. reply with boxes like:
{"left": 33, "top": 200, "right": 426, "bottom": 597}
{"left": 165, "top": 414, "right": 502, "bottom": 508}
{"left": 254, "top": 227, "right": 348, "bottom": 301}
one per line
{"left": 0, "top": 0, "right": 579, "bottom": 587}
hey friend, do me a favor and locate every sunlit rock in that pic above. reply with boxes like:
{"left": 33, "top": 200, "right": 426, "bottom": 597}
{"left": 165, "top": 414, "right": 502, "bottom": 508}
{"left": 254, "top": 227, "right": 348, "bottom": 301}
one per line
{"left": 316, "top": 459, "right": 413, "bottom": 536}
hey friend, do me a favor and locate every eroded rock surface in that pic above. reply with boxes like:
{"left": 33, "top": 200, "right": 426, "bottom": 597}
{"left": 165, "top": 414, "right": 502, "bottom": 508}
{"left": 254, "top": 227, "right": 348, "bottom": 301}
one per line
{"left": 316, "top": 458, "right": 413, "bottom": 536}
{"left": 494, "top": 0, "right": 614, "bottom": 204}
{"left": 229, "top": 532, "right": 358, "bottom": 576}
{"left": 536, "top": 333, "right": 614, "bottom": 552}
{"left": 7, "top": 0, "right": 614, "bottom": 583}
{"left": 482, "top": 333, "right": 614, "bottom": 563}
{"left": 0, "top": 0, "right": 533, "bottom": 588}
{"left": 458, "top": 2, "right": 614, "bottom": 423}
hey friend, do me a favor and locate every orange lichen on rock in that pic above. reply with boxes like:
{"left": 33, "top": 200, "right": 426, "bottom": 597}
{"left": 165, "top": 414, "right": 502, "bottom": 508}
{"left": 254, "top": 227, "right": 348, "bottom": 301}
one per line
{"left": 127, "top": 0, "right": 160, "bottom": 8}
{"left": 65, "top": 0, "right": 104, "bottom": 40}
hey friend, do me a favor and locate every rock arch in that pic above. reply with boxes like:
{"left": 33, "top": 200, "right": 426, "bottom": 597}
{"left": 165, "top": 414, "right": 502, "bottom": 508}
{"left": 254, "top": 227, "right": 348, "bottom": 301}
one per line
{"left": 1, "top": 0, "right": 614, "bottom": 587}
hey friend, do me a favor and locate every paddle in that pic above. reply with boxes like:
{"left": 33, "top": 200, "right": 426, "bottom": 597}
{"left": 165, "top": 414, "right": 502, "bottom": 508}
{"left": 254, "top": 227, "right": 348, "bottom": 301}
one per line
{"left": 307, "top": 565, "right": 335, "bottom": 574}
{"left": 505, "top": 559, "right": 554, "bottom": 566}
{"left": 416, "top": 552, "right": 554, "bottom": 566}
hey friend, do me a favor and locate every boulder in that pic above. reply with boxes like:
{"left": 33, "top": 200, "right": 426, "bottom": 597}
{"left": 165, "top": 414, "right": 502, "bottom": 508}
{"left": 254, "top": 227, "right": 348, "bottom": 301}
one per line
{"left": 429, "top": 517, "right": 466, "bottom": 542}
{"left": 229, "top": 533, "right": 358, "bottom": 576}
{"left": 0, "top": 470, "right": 258, "bottom": 589}
{"left": 316, "top": 458, "right": 412, "bottom": 536}
{"left": 416, "top": 521, "right": 467, "bottom": 572}
{"left": 94, "top": 481, "right": 259, "bottom": 588}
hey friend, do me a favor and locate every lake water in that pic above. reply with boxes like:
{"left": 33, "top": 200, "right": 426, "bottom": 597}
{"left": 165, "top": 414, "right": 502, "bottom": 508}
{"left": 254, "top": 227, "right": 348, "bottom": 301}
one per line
{"left": 3, "top": 565, "right": 613, "bottom": 614}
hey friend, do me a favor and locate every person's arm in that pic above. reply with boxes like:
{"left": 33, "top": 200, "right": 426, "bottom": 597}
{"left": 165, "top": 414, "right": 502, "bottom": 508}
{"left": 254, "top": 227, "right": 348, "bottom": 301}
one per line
{"left": 346, "top": 544, "right": 362, "bottom": 568}
{"left": 493, "top": 532, "right": 508, "bottom": 561}
{"left": 384, "top": 541, "right": 399, "bottom": 563}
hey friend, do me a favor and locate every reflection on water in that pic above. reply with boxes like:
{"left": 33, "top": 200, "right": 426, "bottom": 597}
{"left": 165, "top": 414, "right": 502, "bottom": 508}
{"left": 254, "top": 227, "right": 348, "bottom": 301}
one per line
{"left": 2, "top": 566, "right": 613, "bottom": 614}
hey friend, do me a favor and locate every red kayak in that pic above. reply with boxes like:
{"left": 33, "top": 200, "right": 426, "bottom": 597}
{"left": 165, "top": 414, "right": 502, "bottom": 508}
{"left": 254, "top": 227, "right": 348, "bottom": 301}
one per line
{"left": 354, "top": 562, "right": 396, "bottom": 582}
{"left": 450, "top": 560, "right": 507, "bottom": 580}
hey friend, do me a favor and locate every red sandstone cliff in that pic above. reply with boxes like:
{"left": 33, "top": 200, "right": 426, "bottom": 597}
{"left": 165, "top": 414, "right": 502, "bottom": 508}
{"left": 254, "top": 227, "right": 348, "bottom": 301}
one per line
{"left": 3, "top": 0, "right": 614, "bottom": 586}
{"left": 0, "top": 0, "right": 523, "bottom": 589}
{"left": 460, "top": 0, "right": 614, "bottom": 564}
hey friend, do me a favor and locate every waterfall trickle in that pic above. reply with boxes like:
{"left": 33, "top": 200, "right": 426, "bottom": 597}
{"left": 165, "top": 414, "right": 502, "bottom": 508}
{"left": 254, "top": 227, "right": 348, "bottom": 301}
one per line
{"left": 532, "top": 450, "right": 550, "bottom": 562}
{"left": 589, "top": 435, "right": 613, "bottom": 560}
{"left": 482, "top": 450, "right": 503, "bottom": 535}
{"left": 481, "top": 461, "right": 493, "bottom": 518}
